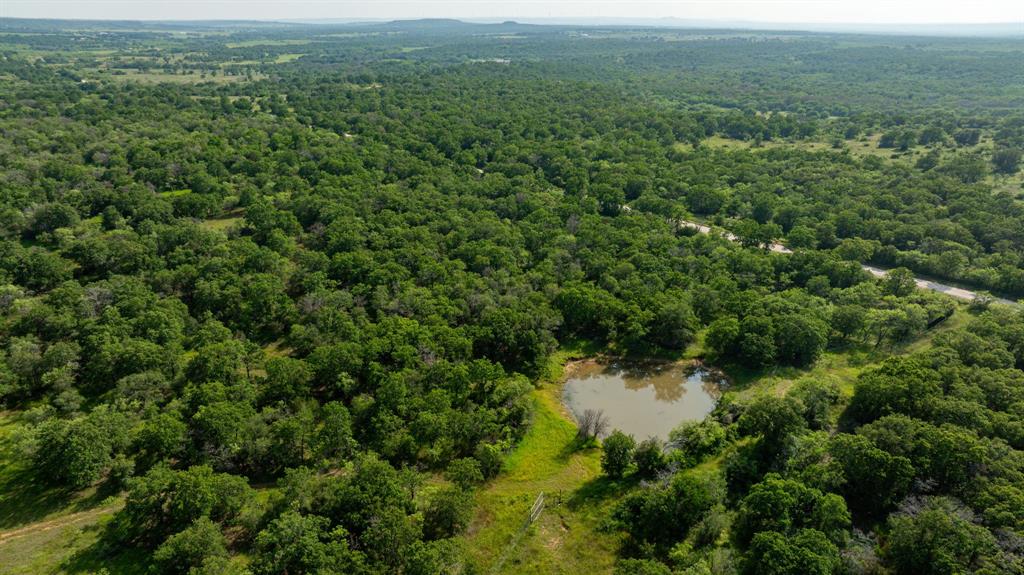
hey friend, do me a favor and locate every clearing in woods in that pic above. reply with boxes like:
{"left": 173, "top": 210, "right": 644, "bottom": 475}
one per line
{"left": 462, "top": 348, "right": 624, "bottom": 574}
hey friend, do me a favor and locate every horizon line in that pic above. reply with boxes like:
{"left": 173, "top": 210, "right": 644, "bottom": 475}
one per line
{"left": 1, "top": 16, "right": 1021, "bottom": 27}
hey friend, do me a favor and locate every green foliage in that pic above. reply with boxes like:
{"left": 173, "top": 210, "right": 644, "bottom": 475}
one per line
{"left": 445, "top": 457, "right": 484, "bottom": 490}
{"left": 31, "top": 407, "right": 131, "bottom": 489}
{"left": 115, "top": 464, "right": 254, "bottom": 546}
{"left": 2, "top": 20, "right": 1024, "bottom": 575}
{"left": 422, "top": 486, "right": 475, "bottom": 540}
{"left": 848, "top": 357, "right": 943, "bottom": 423}
{"left": 669, "top": 419, "right": 727, "bottom": 465}
{"left": 737, "top": 396, "right": 807, "bottom": 453}
{"left": 744, "top": 529, "right": 840, "bottom": 575}
{"left": 601, "top": 430, "right": 636, "bottom": 479}
{"left": 733, "top": 475, "right": 850, "bottom": 548}
{"left": 252, "top": 511, "right": 363, "bottom": 575}
{"left": 475, "top": 442, "right": 505, "bottom": 480}
{"left": 615, "top": 472, "right": 719, "bottom": 554}
{"left": 633, "top": 438, "right": 668, "bottom": 478}
{"left": 773, "top": 315, "right": 829, "bottom": 367}
{"left": 827, "top": 433, "right": 914, "bottom": 518}
{"left": 991, "top": 148, "right": 1022, "bottom": 174}
{"left": 884, "top": 498, "right": 998, "bottom": 575}
{"left": 614, "top": 558, "right": 673, "bottom": 575}
{"left": 151, "top": 517, "right": 229, "bottom": 575}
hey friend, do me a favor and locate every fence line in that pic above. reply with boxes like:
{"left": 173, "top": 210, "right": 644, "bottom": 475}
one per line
{"left": 489, "top": 492, "right": 545, "bottom": 574}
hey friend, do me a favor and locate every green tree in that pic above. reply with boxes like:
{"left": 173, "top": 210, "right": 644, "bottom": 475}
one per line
{"left": 991, "top": 148, "right": 1022, "bottom": 175}
{"left": 422, "top": 486, "right": 474, "bottom": 540}
{"left": 733, "top": 475, "right": 850, "bottom": 547}
{"left": 883, "top": 268, "right": 917, "bottom": 297}
{"left": 669, "top": 419, "right": 727, "bottom": 464}
{"left": 602, "top": 430, "right": 636, "bottom": 478}
{"left": 633, "top": 438, "right": 667, "bottom": 478}
{"left": 116, "top": 465, "right": 254, "bottom": 546}
{"left": 827, "top": 434, "right": 913, "bottom": 518}
{"left": 260, "top": 356, "right": 313, "bottom": 405}
{"left": 32, "top": 408, "right": 131, "bottom": 489}
{"left": 445, "top": 458, "right": 484, "bottom": 490}
{"left": 737, "top": 396, "right": 806, "bottom": 454}
{"left": 705, "top": 317, "right": 740, "bottom": 358}
{"left": 615, "top": 472, "right": 717, "bottom": 552}
{"left": 252, "top": 511, "right": 364, "bottom": 575}
{"left": 773, "top": 315, "right": 828, "bottom": 367}
{"left": 152, "top": 517, "right": 229, "bottom": 575}
{"left": 885, "top": 498, "right": 998, "bottom": 575}
{"left": 744, "top": 529, "right": 840, "bottom": 575}
{"left": 646, "top": 293, "right": 699, "bottom": 349}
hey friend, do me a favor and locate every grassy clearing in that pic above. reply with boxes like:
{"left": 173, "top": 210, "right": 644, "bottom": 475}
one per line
{"left": 200, "top": 208, "right": 245, "bottom": 232}
{"left": 462, "top": 344, "right": 623, "bottom": 574}
{"left": 273, "top": 53, "right": 305, "bottom": 63}
{"left": 694, "top": 134, "right": 911, "bottom": 163}
{"left": 0, "top": 501, "right": 134, "bottom": 575}
{"left": 226, "top": 39, "right": 313, "bottom": 49}
{"left": 0, "top": 412, "right": 131, "bottom": 575}
{"left": 462, "top": 306, "right": 967, "bottom": 572}
{"left": 82, "top": 69, "right": 260, "bottom": 84}
{"left": 717, "top": 306, "right": 970, "bottom": 411}
{"left": 691, "top": 132, "right": 1023, "bottom": 193}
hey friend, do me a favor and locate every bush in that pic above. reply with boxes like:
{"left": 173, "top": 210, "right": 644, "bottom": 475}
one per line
{"left": 422, "top": 486, "right": 475, "bottom": 540}
{"left": 614, "top": 558, "right": 672, "bottom": 575}
{"left": 602, "top": 430, "right": 636, "bottom": 478}
{"left": 445, "top": 458, "right": 484, "bottom": 490}
{"left": 670, "top": 419, "right": 727, "bottom": 464}
{"left": 151, "top": 517, "right": 228, "bottom": 575}
{"left": 633, "top": 438, "right": 667, "bottom": 478}
{"left": 115, "top": 464, "right": 254, "bottom": 546}
{"left": 615, "top": 472, "right": 718, "bottom": 553}
{"left": 474, "top": 442, "right": 504, "bottom": 479}
{"left": 252, "top": 511, "right": 363, "bottom": 575}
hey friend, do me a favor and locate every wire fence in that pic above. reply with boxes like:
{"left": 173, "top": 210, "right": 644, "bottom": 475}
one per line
{"left": 489, "top": 491, "right": 546, "bottom": 574}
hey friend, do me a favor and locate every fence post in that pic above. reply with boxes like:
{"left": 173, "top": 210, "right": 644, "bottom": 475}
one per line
{"left": 490, "top": 492, "right": 546, "bottom": 574}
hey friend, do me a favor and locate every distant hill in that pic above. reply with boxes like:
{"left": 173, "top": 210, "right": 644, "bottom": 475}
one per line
{"left": 0, "top": 18, "right": 299, "bottom": 31}
{"left": 2, "top": 16, "right": 1020, "bottom": 38}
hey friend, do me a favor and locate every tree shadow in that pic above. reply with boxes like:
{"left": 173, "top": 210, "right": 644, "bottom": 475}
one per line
{"left": 557, "top": 434, "right": 598, "bottom": 462}
{"left": 0, "top": 467, "right": 79, "bottom": 529}
{"left": 62, "top": 531, "right": 151, "bottom": 575}
{"left": 0, "top": 466, "right": 123, "bottom": 529}
{"left": 566, "top": 475, "right": 637, "bottom": 512}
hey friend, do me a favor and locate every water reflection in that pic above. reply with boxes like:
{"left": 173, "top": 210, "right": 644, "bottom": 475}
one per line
{"left": 562, "top": 360, "right": 725, "bottom": 441}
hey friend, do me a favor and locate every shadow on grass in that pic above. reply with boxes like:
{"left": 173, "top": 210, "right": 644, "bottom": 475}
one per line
{"left": 62, "top": 530, "right": 151, "bottom": 575}
{"left": 566, "top": 475, "right": 637, "bottom": 512}
{"left": 557, "top": 435, "right": 599, "bottom": 462}
{"left": 0, "top": 468, "right": 78, "bottom": 529}
{"left": 0, "top": 465, "right": 124, "bottom": 530}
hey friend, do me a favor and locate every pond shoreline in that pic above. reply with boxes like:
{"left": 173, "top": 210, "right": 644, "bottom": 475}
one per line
{"left": 559, "top": 357, "right": 726, "bottom": 441}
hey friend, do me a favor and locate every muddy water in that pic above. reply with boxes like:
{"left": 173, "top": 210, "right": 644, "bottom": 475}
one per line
{"left": 562, "top": 361, "right": 725, "bottom": 441}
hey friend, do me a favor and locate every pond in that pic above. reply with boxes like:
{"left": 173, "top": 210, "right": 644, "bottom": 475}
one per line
{"left": 562, "top": 360, "right": 726, "bottom": 441}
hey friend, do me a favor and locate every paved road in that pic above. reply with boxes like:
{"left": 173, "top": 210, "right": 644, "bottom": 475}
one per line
{"left": 678, "top": 221, "right": 1019, "bottom": 307}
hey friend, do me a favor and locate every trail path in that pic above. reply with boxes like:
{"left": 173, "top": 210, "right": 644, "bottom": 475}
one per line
{"left": 0, "top": 502, "right": 121, "bottom": 546}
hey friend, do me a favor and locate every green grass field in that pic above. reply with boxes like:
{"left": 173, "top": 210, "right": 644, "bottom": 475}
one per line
{"left": 461, "top": 348, "right": 623, "bottom": 574}
{"left": 0, "top": 412, "right": 134, "bottom": 575}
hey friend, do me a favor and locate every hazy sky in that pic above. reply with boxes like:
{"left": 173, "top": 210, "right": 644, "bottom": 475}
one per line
{"left": 2, "top": 0, "right": 1022, "bottom": 24}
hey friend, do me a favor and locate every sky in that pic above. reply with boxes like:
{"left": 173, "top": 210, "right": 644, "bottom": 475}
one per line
{"left": 1, "top": 0, "right": 1022, "bottom": 25}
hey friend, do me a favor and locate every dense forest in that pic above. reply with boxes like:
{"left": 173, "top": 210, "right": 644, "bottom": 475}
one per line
{"left": 0, "top": 18, "right": 1022, "bottom": 575}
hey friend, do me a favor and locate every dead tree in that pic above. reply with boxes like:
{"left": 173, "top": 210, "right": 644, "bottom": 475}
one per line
{"left": 576, "top": 408, "right": 609, "bottom": 441}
